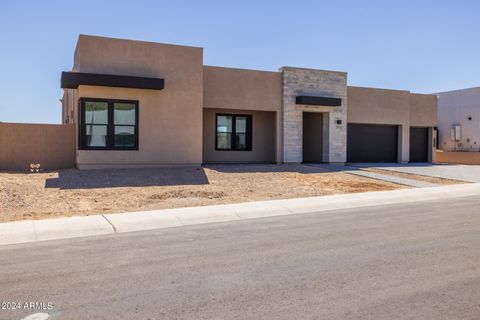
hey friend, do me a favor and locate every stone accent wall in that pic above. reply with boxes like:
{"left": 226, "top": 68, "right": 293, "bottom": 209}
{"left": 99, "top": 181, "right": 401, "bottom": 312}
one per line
{"left": 280, "top": 67, "right": 348, "bottom": 163}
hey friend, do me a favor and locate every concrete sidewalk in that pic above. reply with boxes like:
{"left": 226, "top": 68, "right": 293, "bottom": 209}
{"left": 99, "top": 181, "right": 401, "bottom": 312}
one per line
{"left": 1, "top": 183, "right": 479, "bottom": 246}
{"left": 350, "top": 163, "right": 480, "bottom": 183}
{"left": 307, "top": 163, "right": 440, "bottom": 187}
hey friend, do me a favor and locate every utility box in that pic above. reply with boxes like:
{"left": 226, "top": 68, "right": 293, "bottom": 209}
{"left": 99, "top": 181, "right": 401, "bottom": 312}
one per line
{"left": 452, "top": 125, "right": 461, "bottom": 141}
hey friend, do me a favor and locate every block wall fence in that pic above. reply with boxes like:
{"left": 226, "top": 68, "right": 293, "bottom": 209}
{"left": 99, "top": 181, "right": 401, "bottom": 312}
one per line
{"left": 0, "top": 123, "right": 75, "bottom": 171}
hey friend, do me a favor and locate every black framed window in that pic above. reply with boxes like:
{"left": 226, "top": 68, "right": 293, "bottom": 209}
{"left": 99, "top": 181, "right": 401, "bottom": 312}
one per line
{"left": 215, "top": 114, "right": 252, "bottom": 151}
{"left": 79, "top": 98, "right": 139, "bottom": 150}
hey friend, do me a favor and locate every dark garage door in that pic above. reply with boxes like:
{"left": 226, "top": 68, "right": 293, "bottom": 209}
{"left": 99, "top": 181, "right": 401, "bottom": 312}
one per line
{"left": 410, "top": 127, "right": 429, "bottom": 162}
{"left": 347, "top": 124, "right": 398, "bottom": 162}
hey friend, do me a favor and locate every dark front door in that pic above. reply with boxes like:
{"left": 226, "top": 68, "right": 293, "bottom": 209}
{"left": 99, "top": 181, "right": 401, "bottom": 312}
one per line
{"left": 410, "top": 127, "right": 429, "bottom": 162}
{"left": 347, "top": 124, "right": 398, "bottom": 163}
{"left": 303, "top": 112, "right": 324, "bottom": 162}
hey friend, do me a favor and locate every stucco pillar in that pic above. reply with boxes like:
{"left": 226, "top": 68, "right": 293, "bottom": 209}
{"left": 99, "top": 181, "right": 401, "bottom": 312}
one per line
{"left": 429, "top": 127, "right": 435, "bottom": 162}
{"left": 399, "top": 124, "right": 410, "bottom": 163}
{"left": 275, "top": 111, "right": 283, "bottom": 163}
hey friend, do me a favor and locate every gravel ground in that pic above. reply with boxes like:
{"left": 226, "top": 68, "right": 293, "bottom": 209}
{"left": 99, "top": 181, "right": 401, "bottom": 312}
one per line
{"left": 0, "top": 164, "right": 403, "bottom": 223}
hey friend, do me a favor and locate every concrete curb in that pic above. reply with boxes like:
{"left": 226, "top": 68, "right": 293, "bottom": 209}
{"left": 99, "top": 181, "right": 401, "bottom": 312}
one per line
{"left": 1, "top": 183, "right": 479, "bottom": 246}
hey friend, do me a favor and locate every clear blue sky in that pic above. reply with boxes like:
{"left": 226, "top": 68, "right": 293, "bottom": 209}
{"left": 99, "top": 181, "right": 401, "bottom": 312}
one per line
{"left": 0, "top": 0, "right": 479, "bottom": 124}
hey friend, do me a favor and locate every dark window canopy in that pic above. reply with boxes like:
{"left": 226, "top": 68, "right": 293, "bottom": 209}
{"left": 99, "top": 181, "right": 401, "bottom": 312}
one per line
{"left": 61, "top": 72, "right": 165, "bottom": 90}
{"left": 296, "top": 95, "right": 341, "bottom": 107}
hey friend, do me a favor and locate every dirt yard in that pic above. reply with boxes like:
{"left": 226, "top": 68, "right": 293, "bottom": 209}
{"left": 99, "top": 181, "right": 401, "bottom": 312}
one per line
{"left": 0, "top": 164, "right": 404, "bottom": 222}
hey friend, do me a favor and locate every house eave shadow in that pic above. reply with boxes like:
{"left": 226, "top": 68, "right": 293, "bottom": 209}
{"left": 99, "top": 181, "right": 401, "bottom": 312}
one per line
{"left": 45, "top": 167, "right": 209, "bottom": 189}
{"left": 203, "top": 163, "right": 337, "bottom": 174}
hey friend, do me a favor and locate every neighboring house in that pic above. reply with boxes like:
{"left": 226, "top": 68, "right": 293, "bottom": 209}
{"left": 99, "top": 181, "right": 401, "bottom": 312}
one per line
{"left": 61, "top": 35, "right": 437, "bottom": 169}
{"left": 437, "top": 87, "right": 480, "bottom": 152}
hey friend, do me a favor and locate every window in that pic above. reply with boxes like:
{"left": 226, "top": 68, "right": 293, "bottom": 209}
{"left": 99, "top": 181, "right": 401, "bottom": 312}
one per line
{"left": 216, "top": 114, "right": 252, "bottom": 151}
{"left": 79, "top": 98, "right": 138, "bottom": 150}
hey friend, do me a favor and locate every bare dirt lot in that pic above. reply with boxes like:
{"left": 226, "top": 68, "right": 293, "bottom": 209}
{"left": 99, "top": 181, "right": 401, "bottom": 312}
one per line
{"left": 0, "top": 164, "right": 404, "bottom": 223}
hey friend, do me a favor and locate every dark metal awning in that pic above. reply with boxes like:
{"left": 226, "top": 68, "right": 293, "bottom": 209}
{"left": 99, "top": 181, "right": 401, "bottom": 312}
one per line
{"left": 61, "top": 72, "right": 165, "bottom": 90}
{"left": 295, "top": 95, "right": 341, "bottom": 106}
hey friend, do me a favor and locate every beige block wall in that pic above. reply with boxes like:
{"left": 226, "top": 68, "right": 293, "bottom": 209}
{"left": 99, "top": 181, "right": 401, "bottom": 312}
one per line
{"left": 435, "top": 150, "right": 480, "bottom": 165}
{"left": 203, "top": 66, "right": 282, "bottom": 162}
{"left": 73, "top": 35, "right": 203, "bottom": 168}
{"left": 202, "top": 108, "right": 276, "bottom": 163}
{"left": 0, "top": 123, "right": 75, "bottom": 170}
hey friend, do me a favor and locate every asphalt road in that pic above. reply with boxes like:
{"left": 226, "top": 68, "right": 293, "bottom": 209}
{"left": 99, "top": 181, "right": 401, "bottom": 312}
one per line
{"left": 1, "top": 196, "right": 480, "bottom": 320}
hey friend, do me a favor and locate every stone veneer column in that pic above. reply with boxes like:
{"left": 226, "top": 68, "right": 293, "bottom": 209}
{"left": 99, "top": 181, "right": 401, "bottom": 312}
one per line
{"left": 280, "top": 67, "right": 348, "bottom": 164}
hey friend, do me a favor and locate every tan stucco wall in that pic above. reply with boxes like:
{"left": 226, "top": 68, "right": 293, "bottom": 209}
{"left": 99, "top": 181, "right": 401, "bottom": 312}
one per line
{"left": 73, "top": 35, "right": 203, "bottom": 168}
{"left": 347, "top": 86, "right": 411, "bottom": 125}
{"left": 435, "top": 150, "right": 480, "bottom": 165}
{"left": 347, "top": 87, "right": 436, "bottom": 128}
{"left": 347, "top": 86, "right": 410, "bottom": 162}
{"left": 61, "top": 89, "right": 76, "bottom": 124}
{"left": 0, "top": 123, "right": 75, "bottom": 170}
{"left": 203, "top": 108, "right": 276, "bottom": 163}
{"left": 203, "top": 66, "right": 282, "bottom": 162}
{"left": 409, "top": 93, "right": 437, "bottom": 127}
{"left": 347, "top": 86, "right": 437, "bottom": 162}
{"left": 203, "top": 66, "right": 282, "bottom": 112}
{"left": 410, "top": 93, "right": 437, "bottom": 162}
{"left": 61, "top": 91, "right": 67, "bottom": 123}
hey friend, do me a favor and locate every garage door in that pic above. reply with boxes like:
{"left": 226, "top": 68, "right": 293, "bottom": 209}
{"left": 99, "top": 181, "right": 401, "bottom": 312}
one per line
{"left": 347, "top": 124, "right": 398, "bottom": 162}
{"left": 410, "top": 127, "right": 429, "bottom": 162}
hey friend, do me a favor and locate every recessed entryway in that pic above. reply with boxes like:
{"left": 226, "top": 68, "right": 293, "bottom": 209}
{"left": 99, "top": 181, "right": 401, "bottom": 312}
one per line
{"left": 347, "top": 123, "right": 398, "bottom": 162}
{"left": 410, "top": 127, "right": 429, "bottom": 162}
{"left": 202, "top": 108, "right": 276, "bottom": 163}
{"left": 302, "top": 112, "right": 324, "bottom": 162}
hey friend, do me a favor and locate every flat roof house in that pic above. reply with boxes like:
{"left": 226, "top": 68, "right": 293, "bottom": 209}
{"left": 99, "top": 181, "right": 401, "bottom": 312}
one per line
{"left": 61, "top": 35, "right": 437, "bottom": 169}
{"left": 436, "top": 87, "right": 480, "bottom": 152}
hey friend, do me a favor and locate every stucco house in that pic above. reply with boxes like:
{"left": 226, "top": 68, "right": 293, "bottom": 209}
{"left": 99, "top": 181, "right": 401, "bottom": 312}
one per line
{"left": 437, "top": 87, "right": 480, "bottom": 152}
{"left": 61, "top": 35, "right": 437, "bottom": 169}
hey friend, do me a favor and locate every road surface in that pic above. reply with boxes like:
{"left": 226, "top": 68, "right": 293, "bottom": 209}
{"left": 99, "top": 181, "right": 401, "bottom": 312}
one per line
{"left": 1, "top": 196, "right": 480, "bottom": 319}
